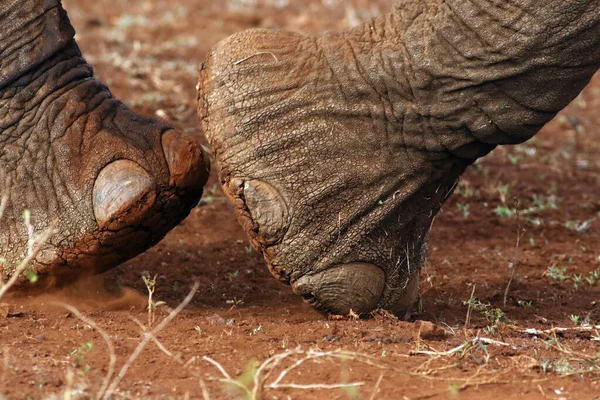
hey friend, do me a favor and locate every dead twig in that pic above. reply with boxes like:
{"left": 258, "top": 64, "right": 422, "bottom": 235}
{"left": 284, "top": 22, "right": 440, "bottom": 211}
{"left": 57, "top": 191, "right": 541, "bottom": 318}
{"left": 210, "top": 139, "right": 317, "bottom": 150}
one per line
{"left": 411, "top": 336, "right": 515, "bottom": 357}
{"left": 129, "top": 316, "right": 174, "bottom": 357}
{"left": 204, "top": 348, "right": 386, "bottom": 399}
{"left": 368, "top": 373, "right": 384, "bottom": 400}
{"left": 464, "top": 284, "right": 476, "bottom": 333}
{"left": 0, "top": 221, "right": 55, "bottom": 299}
{"left": 516, "top": 325, "right": 600, "bottom": 337}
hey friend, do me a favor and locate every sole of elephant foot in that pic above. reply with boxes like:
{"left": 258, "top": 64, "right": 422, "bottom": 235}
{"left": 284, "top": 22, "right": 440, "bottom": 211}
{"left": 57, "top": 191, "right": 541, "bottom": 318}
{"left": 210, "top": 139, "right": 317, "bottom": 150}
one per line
{"left": 0, "top": 43, "right": 209, "bottom": 280}
{"left": 198, "top": 28, "right": 468, "bottom": 317}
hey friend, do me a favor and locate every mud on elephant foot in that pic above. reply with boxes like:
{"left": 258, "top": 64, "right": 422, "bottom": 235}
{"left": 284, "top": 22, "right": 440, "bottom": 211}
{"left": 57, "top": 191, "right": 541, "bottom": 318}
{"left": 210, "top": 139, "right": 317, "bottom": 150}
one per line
{"left": 0, "top": 2, "right": 209, "bottom": 280}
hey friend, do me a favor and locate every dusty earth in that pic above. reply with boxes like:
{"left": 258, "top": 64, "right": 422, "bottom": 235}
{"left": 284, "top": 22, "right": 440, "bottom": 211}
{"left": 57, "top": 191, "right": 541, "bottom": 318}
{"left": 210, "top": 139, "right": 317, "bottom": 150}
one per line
{"left": 1, "top": 1, "right": 600, "bottom": 399}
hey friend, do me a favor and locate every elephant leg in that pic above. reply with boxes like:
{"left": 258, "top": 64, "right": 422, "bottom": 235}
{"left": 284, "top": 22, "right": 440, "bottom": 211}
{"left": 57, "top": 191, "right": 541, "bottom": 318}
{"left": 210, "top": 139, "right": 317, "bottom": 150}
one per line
{"left": 199, "top": 0, "right": 600, "bottom": 316}
{"left": 0, "top": 0, "right": 209, "bottom": 280}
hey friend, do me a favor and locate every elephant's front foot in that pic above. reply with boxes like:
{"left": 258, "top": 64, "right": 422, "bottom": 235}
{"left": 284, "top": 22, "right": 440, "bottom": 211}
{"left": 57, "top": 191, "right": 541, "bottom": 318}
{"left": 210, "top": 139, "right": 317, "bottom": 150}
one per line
{"left": 199, "top": 28, "right": 473, "bottom": 317}
{"left": 0, "top": 38, "right": 209, "bottom": 280}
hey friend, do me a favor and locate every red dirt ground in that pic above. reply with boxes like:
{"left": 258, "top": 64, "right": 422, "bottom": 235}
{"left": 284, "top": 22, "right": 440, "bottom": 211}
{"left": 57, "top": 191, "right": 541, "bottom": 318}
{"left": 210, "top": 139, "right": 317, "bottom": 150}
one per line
{"left": 1, "top": 1, "right": 600, "bottom": 399}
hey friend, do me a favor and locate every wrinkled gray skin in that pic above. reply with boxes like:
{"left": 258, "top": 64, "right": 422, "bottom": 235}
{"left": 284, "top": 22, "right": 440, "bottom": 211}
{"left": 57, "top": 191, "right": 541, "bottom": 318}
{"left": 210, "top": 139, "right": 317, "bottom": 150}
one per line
{"left": 0, "top": 0, "right": 209, "bottom": 282}
{"left": 199, "top": 0, "right": 600, "bottom": 316}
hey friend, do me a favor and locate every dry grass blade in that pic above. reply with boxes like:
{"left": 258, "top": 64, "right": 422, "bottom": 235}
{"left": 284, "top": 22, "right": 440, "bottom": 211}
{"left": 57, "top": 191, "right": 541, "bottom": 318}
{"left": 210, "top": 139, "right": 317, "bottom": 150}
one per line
{"left": 464, "top": 284, "right": 476, "bottom": 333}
{"left": 129, "top": 316, "right": 173, "bottom": 357}
{"left": 517, "top": 325, "right": 600, "bottom": 335}
{"left": 0, "top": 222, "right": 55, "bottom": 299}
{"left": 202, "top": 356, "right": 251, "bottom": 397}
{"left": 204, "top": 348, "right": 382, "bottom": 398}
{"left": 411, "top": 336, "right": 513, "bottom": 357}
{"left": 368, "top": 373, "right": 384, "bottom": 400}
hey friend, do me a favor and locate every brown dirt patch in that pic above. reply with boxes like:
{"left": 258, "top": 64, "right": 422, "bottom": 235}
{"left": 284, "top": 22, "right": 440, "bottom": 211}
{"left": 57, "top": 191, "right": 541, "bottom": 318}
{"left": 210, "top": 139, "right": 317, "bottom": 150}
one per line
{"left": 1, "top": 1, "right": 600, "bottom": 399}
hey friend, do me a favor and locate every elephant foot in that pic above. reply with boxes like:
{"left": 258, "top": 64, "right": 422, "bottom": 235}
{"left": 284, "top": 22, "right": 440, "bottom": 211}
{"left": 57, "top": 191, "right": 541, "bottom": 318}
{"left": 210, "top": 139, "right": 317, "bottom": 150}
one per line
{"left": 199, "top": 25, "right": 477, "bottom": 317}
{"left": 0, "top": 39, "right": 209, "bottom": 280}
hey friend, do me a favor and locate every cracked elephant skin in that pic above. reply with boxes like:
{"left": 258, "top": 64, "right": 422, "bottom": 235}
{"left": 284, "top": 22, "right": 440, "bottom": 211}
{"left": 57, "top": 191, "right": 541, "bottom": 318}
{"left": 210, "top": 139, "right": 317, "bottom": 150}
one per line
{"left": 0, "top": 0, "right": 209, "bottom": 281}
{"left": 199, "top": 0, "right": 600, "bottom": 316}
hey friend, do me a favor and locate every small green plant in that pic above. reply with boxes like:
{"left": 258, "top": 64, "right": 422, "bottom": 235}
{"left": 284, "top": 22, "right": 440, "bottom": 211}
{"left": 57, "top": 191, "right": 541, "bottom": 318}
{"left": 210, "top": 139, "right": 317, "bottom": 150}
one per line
{"left": 517, "top": 300, "right": 533, "bottom": 307}
{"left": 142, "top": 272, "right": 166, "bottom": 327}
{"left": 200, "top": 184, "right": 219, "bottom": 205}
{"left": 456, "top": 203, "right": 470, "bottom": 218}
{"left": 463, "top": 297, "right": 509, "bottom": 334}
{"left": 586, "top": 270, "right": 600, "bottom": 286}
{"left": 565, "top": 218, "right": 595, "bottom": 233}
{"left": 448, "top": 383, "right": 460, "bottom": 396}
{"left": 545, "top": 265, "right": 568, "bottom": 282}
{"left": 552, "top": 359, "right": 576, "bottom": 375}
{"left": 68, "top": 342, "right": 94, "bottom": 368}
{"left": 194, "top": 326, "right": 202, "bottom": 335}
{"left": 24, "top": 270, "right": 38, "bottom": 283}
{"left": 226, "top": 297, "right": 244, "bottom": 307}
{"left": 572, "top": 274, "right": 583, "bottom": 290}
{"left": 497, "top": 184, "right": 510, "bottom": 205}
{"left": 228, "top": 269, "right": 240, "bottom": 282}
{"left": 250, "top": 324, "right": 262, "bottom": 336}
{"left": 570, "top": 315, "right": 580, "bottom": 325}
{"left": 494, "top": 206, "right": 513, "bottom": 217}
{"left": 507, "top": 154, "right": 521, "bottom": 166}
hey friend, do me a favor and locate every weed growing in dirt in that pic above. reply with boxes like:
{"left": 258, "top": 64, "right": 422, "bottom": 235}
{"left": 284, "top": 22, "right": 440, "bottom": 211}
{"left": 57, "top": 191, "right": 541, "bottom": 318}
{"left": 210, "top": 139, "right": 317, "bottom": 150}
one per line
{"left": 228, "top": 269, "right": 240, "bottom": 282}
{"left": 494, "top": 193, "right": 559, "bottom": 220}
{"left": 456, "top": 203, "right": 470, "bottom": 218}
{"left": 68, "top": 342, "right": 95, "bottom": 380}
{"left": 565, "top": 218, "right": 595, "bottom": 232}
{"left": 507, "top": 153, "right": 521, "bottom": 166}
{"left": 463, "top": 296, "right": 510, "bottom": 334}
{"left": 544, "top": 265, "right": 600, "bottom": 290}
{"left": 545, "top": 265, "right": 568, "bottom": 282}
{"left": 226, "top": 296, "right": 245, "bottom": 307}
{"left": 539, "top": 331, "right": 600, "bottom": 376}
{"left": 199, "top": 183, "right": 219, "bottom": 205}
{"left": 142, "top": 272, "right": 167, "bottom": 327}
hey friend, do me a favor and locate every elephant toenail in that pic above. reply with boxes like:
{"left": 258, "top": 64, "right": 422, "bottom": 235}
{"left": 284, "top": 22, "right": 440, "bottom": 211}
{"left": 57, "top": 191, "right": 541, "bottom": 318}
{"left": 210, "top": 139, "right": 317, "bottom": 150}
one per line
{"left": 161, "top": 129, "right": 209, "bottom": 191}
{"left": 93, "top": 160, "right": 157, "bottom": 229}
{"left": 227, "top": 179, "right": 289, "bottom": 246}
{"left": 292, "top": 263, "right": 386, "bottom": 316}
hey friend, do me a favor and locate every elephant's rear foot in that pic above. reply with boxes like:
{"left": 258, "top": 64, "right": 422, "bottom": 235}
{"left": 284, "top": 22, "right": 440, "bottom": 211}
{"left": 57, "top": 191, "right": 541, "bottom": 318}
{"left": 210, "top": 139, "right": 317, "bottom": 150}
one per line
{"left": 0, "top": 1, "right": 209, "bottom": 280}
{"left": 199, "top": 2, "right": 600, "bottom": 317}
{"left": 198, "top": 26, "right": 475, "bottom": 317}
